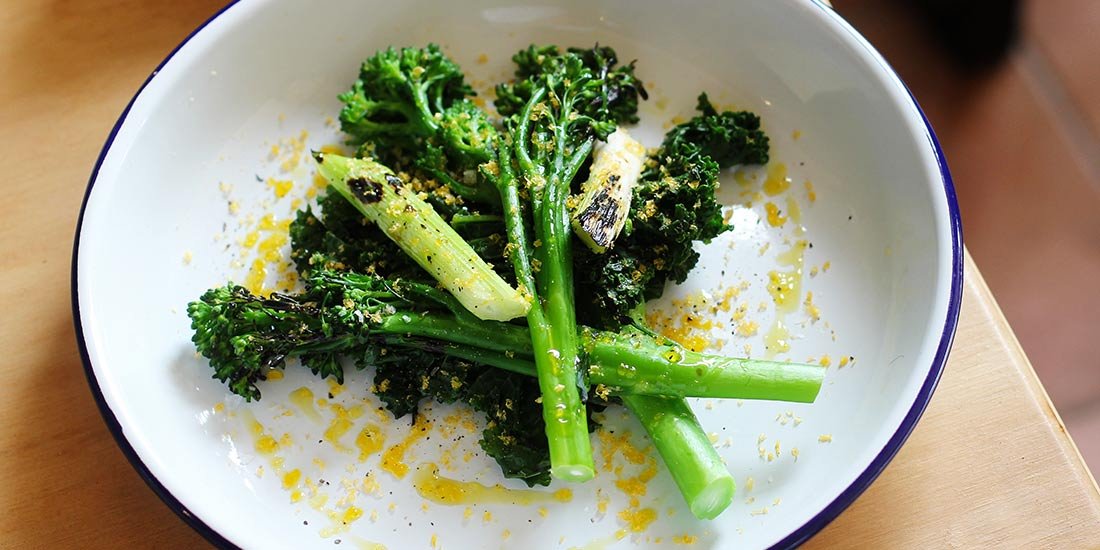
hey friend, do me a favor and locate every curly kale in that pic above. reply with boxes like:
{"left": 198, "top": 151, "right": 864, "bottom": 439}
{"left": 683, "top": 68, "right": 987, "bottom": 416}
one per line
{"left": 373, "top": 356, "right": 562, "bottom": 486}
{"left": 662, "top": 93, "right": 769, "bottom": 167}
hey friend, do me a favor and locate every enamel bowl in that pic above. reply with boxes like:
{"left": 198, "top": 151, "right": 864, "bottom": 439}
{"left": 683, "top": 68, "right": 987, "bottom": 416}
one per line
{"left": 73, "top": 0, "right": 962, "bottom": 548}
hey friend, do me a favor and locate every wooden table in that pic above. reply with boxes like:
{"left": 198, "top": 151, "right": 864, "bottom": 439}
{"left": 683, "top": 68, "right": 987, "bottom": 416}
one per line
{"left": 3, "top": 1, "right": 1098, "bottom": 547}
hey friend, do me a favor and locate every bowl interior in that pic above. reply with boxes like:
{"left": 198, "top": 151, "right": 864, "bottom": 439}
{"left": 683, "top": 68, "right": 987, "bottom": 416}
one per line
{"left": 77, "top": 0, "right": 956, "bottom": 548}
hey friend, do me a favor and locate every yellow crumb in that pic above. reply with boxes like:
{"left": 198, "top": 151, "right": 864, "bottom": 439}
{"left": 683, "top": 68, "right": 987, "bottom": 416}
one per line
{"left": 819, "top": 434, "right": 833, "bottom": 443}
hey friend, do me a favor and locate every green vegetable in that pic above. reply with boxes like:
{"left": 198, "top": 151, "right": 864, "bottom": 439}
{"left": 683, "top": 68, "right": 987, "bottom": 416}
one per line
{"left": 620, "top": 394, "right": 733, "bottom": 520}
{"left": 187, "top": 270, "right": 822, "bottom": 403}
{"left": 562, "top": 94, "right": 775, "bottom": 516}
{"left": 337, "top": 44, "right": 470, "bottom": 150}
{"left": 187, "top": 270, "right": 821, "bottom": 504}
{"left": 338, "top": 45, "right": 503, "bottom": 205}
{"left": 338, "top": 46, "right": 606, "bottom": 479}
{"left": 662, "top": 93, "right": 769, "bottom": 168}
{"left": 488, "top": 44, "right": 648, "bottom": 480}
{"left": 314, "top": 153, "right": 528, "bottom": 322}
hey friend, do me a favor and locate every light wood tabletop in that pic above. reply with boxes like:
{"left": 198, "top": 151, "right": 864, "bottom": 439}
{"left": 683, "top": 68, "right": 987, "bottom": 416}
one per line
{"left": 2, "top": 1, "right": 1098, "bottom": 548}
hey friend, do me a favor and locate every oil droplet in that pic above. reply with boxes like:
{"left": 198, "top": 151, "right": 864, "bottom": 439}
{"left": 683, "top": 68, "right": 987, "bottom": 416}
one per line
{"left": 762, "top": 163, "right": 790, "bottom": 196}
{"left": 244, "top": 258, "right": 268, "bottom": 295}
{"left": 381, "top": 418, "right": 431, "bottom": 479}
{"left": 775, "top": 240, "right": 807, "bottom": 268}
{"left": 289, "top": 387, "right": 322, "bottom": 422}
{"left": 243, "top": 415, "right": 280, "bottom": 455}
{"left": 785, "top": 195, "right": 802, "bottom": 224}
{"left": 324, "top": 417, "right": 354, "bottom": 451}
{"left": 765, "top": 320, "right": 791, "bottom": 356}
{"left": 343, "top": 506, "right": 364, "bottom": 524}
{"left": 413, "top": 464, "right": 573, "bottom": 506}
{"left": 351, "top": 537, "right": 388, "bottom": 550}
{"left": 767, "top": 271, "right": 801, "bottom": 312}
{"left": 764, "top": 202, "right": 786, "bottom": 227}
{"left": 282, "top": 469, "right": 301, "bottom": 489}
{"left": 355, "top": 424, "right": 385, "bottom": 461}
{"left": 734, "top": 168, "right": 757, "bottom": 187}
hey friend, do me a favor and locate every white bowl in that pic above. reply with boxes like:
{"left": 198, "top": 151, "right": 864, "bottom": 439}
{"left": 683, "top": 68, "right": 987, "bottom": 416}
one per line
{"left": 73, "top": 0, "right": 962, "bottom": 548}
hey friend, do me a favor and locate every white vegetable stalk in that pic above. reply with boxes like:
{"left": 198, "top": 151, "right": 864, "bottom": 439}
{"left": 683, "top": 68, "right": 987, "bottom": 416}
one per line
{"left": 315, "top": 153, "right": 530, "bottom": 322}
{"left": 570, "top": 128, "right": 646, "bottom": 253}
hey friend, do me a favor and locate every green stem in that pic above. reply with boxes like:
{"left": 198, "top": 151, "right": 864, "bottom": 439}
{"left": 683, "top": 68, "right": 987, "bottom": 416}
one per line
{"left": 525, "top": 92, "right": 594, "bottom": 481}
{"left": 564, "top": 139, "right": 594, "bottom": 186}
{"left": 499, "top": 97, "right": 595, "bottom": 480}
{"left": 513, "top": 87, "right": 544, "bottom": 177}
{"left": 378, "top": 311, "right": 531, "bottom": 355}
{"left": 584, "top": 329, "right": 822, "bottom": 403}
{"left": 411, "top": 83, "right": 440, "bottom": 135}
{"left": 449, "top": 214, "right": 504, "bottom": 228}
{"left": 620, "top": 395, "right": 734, "bottom": 520}
{"left": 384, "top": 321, "right": 824, "bottom": 401}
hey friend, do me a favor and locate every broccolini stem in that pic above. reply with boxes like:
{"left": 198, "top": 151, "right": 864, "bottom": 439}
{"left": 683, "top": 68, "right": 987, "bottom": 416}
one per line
{"left": 411, "top": 83, "right": 440, "bottom": 135}
{"left": 314, "top": 153, "right": 529, "bottom": 322}
{"left": 563, "top": 140, "right": 594, "bottom": 186}
{"left": 396, "top": 328, "right": 823, "bottom": 401}
{"left": 512, "top": 85, "right": 596, "bottom": 481}
{"left": 584, "top": 329, "right": 822, "bottom": 403}
{"left": 378, "top": 312, "right": 533, "bottom": 355}
{"left": 498, "top": 126, "right": 595, "bottom": 481}
{"left": 620, "top": 395, "right": 735, "bottom": 520}
{"left": 449, "top": 214, "right": 504, "bottom": 229}
{"left": 512, "top": 87, "right": 544, "bottom": 178}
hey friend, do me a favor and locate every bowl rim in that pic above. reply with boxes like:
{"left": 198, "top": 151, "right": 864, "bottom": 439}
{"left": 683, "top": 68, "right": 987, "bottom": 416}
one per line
{"left": 70, "top": 1, "right": 963, "bottom": 548}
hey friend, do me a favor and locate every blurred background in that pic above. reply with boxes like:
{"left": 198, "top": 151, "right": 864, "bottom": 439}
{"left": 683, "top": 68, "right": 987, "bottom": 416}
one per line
{"left": 833, "top": 0, "right": 1100, "bottom": 474}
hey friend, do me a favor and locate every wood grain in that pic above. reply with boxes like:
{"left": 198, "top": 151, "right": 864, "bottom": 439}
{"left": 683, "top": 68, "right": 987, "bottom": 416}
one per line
{"left": 1, "top": 1, "right": 1097, "bottom": 548}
